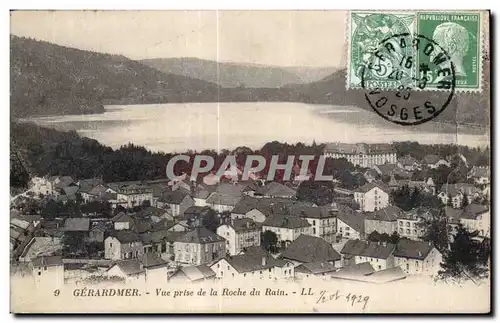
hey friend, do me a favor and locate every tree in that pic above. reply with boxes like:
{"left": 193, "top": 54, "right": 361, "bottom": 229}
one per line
{"left": 389, "top": 231, "right": 400, "bottom": 244}
{"left": 296, "top": 180, "right": 335, "bottom": 206}
{"left": 378, "top": 233, "right": 389, "bottom": 241}
{"left": 439, "top": 224, "right": 490, "bottom": 282}
{"left": 391, "top": 185, "right": 413, "bottom": 211}
{"left": 367, "top": 231, "right": 382, "bottom": 242}
{"left": 201, "top": 209, "right": 220, "bottom": 233}
{"left": 419, "top": 211, "right": 450, "bottom": 253}
{"left": 261, "top": 230, "right": 279, "bottom": 253}
{"left": 62, "top": 232, "right": 87, "bottom": 257}
{"left": 461, "top": 195, "right": 469, "bottom": 209}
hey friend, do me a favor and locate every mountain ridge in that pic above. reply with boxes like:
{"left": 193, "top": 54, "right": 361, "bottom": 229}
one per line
{"left": 140, "top": 57, "right": 338, "bottom": 88}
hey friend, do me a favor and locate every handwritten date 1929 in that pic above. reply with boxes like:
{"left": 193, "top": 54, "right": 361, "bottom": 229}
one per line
{"left": 316, "top": 290, "right": 370, "bottom": 310}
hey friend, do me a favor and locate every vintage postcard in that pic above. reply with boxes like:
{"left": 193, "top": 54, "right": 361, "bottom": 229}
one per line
{"left": 10, "top": 10, "right": 491, "bottom": 314}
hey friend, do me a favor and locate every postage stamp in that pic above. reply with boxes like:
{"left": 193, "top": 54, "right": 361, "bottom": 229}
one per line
{"left": 416, "top": 12, "right": 482, "bottom": 91}
{"left": 347, "top": 11, "right": 483, "bottom": 92}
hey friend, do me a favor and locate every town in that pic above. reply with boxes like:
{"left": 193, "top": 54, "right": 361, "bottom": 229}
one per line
{"left": 10, "top": 141, "right": 491, "bottom": 287}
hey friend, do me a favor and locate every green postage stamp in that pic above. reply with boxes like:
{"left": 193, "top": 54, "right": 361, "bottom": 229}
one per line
{"left": 347, "top": 10, "right": 484, "bottom": 92}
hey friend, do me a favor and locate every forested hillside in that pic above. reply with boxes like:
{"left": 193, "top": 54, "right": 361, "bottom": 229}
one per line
{"left": 10, "top": 35, "right": 220, "bottom": 117}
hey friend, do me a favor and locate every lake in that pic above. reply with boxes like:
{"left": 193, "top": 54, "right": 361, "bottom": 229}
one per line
{"left": 23, "top": 102, "right": 490, "bottom": 153}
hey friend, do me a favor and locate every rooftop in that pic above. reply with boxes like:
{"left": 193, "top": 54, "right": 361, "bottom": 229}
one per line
{"left": 255, "top": 182, "right": 296, "bottom": 198}
{"left": 295, "top": 261, "right": 337, "bottom": 275}
{"left": 262, "top": 214, "right": 311, "bottom": 229}
{"left": 63, "top": 218, "right": 90, "bottom": 232}
{"left": 175, "top": 227, "right": 225, "bottom": 244}
{"left": 177, "top": 264, "right": 216, "bottom": 281}
{"left": 341, "top": 239, "right": 395, "bottom": 259}
{"left": 205, "top": 192, "right": 242, "bottom": 206}
{"left": 365, "top": 206, "right": 403, "bottom": 222}
{"left": 109, "top": 259, "right": 144, "bottom": 276}
{"left": 31, "top": 255, "right": 63, "bottom": 268}
{"left": 281, "top": 234, "right": 341, "bottom": 263}
{"left": 393, "top": 239, "right": 435, "bottom": 260}
{"left": 108, "top": 230, "right": 142, "bottom": 243}
{"left": 354, "top": 182, "right": 390, "bottom": 194}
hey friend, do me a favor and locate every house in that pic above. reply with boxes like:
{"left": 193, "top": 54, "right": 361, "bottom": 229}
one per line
{"left": 166, "top": 222, "right": 189, "bottom": 232}
{"left": 77, "top": 178, "right": 104, "bottom": 197}
{"left": 363, "top": 169, "right": 379, "bottom": 183}
{"left": 388, "top": 176, "right": 436, "bottom": 195}
{"left": 458, "top": 204, "right": 490, "bottom": 237}
{"left": 295, "top": 261, "right": 338, "bottom": 279}
{"left": 63, "top": 218, "right": 90, "bottom": 235}
{"left": 353, "top": 182, "right": 390, "bottom": 212}
{"left": 111, "top": 212, "right": 134, "bottom": 231}
{"left": 107, "top": 259, "right": 146, "bottom": 283}
{"left": 340, "top": 239, "right": 396, "bottom": 271}
{"left": 210, "top": 251, "right": 295, "bottom": 280}
{"left": 192, "top": 183, "right": 213, "bottom": 206}
{"left": 468, "top": 166, "right": 490, "bottom": 185}
{"left": 205, "top": 192, "right": 242, "bottom": 213}
{"left": 262, "top": 214, "right": 312, "bottom": 245}
{"left": 281, "top": 234, "right": 342, "bottom": 267}
{"left": 107, "top": 182, "right": 153, "bottom": 208}
{"left": 373, "top": 164, "right": 397, "bottom": 177}
{"left": 29, "top": 176, "right": 55, "bottom": 196}
{"left": 422, "top": 155, "right": 450, "bottom": 169}
{"left": 89, "top": 222, "right": 107, "bottom": 243}
{"left": 393, "top": 240, "right": 442, "bottom": 275}
{"left": 82, "top": 184, "right": 116, "bottom": 204}
{"left": 230, "top": 197, "right": 267, "bottom": 223}
{"left": 216, "top": 182, "right": 256, "bottom": 196}
{"left": 255, "top": 182, "right": 296, "bottom": 199}
{"left": 140, "top": 229, "right": 183, "bottom": 262}
{"left": 397, "top": 155, "right": 419, "bottom": 171}
{"left": 438, "top": 183, "right": 481, "bottom": 208}
{"left": 217, "top": 218, "right": 261, "bottom": 256}
{"left": 104, "top": 230, "right": 144, "bottom": 261}
{"left": 374, "top": 164, "right": 413, "bottom": 180}
{"left": 19, "top": 237, "right": 62, "bottom": 262}
{"left": 229, "top": 196, "right": 299, "bottom": 223}
{"left": 364, "top": 205, "right": 403, "bottom": 236}
{"left": 437, "top": 184, "right": 463, "bottom": 208}
{"left": 17, "top": 214, "right": 42, "bottom": 228}
{"left": 173, "top": 227, "right": 226, "bottom": 266}
{"left": 323, "top": 142, "right": 397, "bottom": 167}
{"left": 140, "top": 253, "right": 168, "bottom": 282}
{"left": 455, "top": 183, "right": 482, "bottom": 201}
{"left": 397, "top": 208, "right": 431, "bottom": 240}
{"left": 135, "top": 206, "right": 173, "bottom": 222}
{"left": 159, "top": 190, "right": 195, "bottom": 217}
{"left": 290, "top": 204, "right": 338, "bottom": 244}
{"left": 31, "top": 255, "right": 64, "bottom": 286}
{"left": 330, "top": 262, "right": 376, "bottom": 280}
{"left": 169, "top": 264, "right": 216, "bottom": 283}
{"left": 143, "top": 180, "right": 171, "bottom": 207}
{"left": 336, "top": 209, "right": 365, "bottom": 240}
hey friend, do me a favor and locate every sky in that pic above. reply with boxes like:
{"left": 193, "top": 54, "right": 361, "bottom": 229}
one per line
{"left": 10, "top": 10, "right": 347, "bottom": 67}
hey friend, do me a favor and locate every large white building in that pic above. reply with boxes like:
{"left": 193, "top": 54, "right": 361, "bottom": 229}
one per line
{"left": 353, "top": 182, "right": 390, "bottom": 212}
{"left": 323, "top": 143, "right": 397, "bottom": 167}
{"left": 217, "top": 218, "right": 261, "bottom": 256}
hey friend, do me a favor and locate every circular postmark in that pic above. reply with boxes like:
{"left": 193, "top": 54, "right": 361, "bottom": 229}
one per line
{"left": 360, "top": 32, "right": 456, "bottom": 126}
